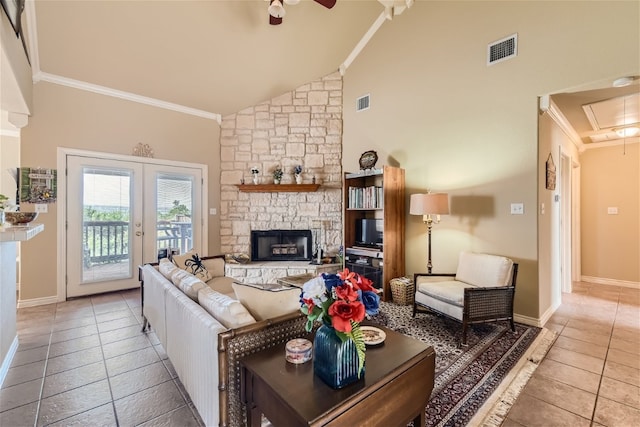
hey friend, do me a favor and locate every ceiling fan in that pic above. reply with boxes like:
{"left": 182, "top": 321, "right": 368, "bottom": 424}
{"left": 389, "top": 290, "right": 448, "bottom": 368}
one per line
{"left": 266, "top": 0, "right": 337, "bottom": 25}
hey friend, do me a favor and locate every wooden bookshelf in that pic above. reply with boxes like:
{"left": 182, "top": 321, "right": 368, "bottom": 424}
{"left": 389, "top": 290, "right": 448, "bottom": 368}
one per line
{"left": 343, "top": 166, "right": 405, "bottom": 301}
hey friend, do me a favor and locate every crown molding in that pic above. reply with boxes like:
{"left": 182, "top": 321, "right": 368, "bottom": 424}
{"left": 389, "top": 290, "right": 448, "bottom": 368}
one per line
{"left": 33, "top": 72, "right": 221, "bottom": 123}
{"left": 540, "top": 95, "right": 585, "bottom": 152}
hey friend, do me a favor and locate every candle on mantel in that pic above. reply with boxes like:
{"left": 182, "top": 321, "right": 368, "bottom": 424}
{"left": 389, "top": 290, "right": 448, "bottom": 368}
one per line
{"left": 317, "top": 227, "right": 323, "bottom": 264}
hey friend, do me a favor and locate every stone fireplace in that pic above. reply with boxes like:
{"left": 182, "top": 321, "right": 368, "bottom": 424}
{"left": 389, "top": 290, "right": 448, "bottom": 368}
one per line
{"left": 251, "top": 229, "right": 313, "bottom": 262}
{"left": 219, "top": 71, "right": 344, "bottom": 284}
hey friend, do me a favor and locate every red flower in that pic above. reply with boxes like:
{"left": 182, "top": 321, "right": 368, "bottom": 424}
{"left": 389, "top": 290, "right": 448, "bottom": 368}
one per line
{"left": 328, "top": 300, "right": 365, "bottom": 333}
{"left": 334, "top": 284, "right": 358, "bottom": 302}
{"left": 355, "top": 275, "right": 375, "bottom": 292}
{"left": 302, "top": 297, "right": 315, "bottom": 311}
{"left": 339, "top": 268, "right": 375, "bottom": 292}
{"left": 339, "top": 269, "right": 357, "bottom": 285}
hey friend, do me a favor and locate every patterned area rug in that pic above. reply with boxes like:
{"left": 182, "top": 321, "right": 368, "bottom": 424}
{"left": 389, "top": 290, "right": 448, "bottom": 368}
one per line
{"left": 369, "top": 301, "right": 541, "bottom": 427}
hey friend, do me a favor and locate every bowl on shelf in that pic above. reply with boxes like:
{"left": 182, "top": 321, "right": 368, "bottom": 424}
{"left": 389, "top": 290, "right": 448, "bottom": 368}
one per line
{"left": 4, "top": 212, "right": 39, "bottom": 225}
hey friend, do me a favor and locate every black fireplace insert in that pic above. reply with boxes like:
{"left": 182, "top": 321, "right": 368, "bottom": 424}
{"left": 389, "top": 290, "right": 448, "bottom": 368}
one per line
{"left": 251, "top": 229, "right": 313, "bottom": 261}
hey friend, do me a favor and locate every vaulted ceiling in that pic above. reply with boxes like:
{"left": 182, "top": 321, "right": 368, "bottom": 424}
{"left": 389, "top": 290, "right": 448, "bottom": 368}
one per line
{"left": 29, "top": 0, "right": 386, "bottom": 117}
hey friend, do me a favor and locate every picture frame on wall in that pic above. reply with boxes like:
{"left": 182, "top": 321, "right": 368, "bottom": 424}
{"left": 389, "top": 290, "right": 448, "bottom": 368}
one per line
{"left": 545, "top": 153, "right": 556, "bottom": 190}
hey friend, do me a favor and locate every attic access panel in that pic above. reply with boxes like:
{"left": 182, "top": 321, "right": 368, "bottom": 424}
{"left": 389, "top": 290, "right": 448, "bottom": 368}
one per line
{"left": 583, "top": 93, "right": 640, "bottom": 142}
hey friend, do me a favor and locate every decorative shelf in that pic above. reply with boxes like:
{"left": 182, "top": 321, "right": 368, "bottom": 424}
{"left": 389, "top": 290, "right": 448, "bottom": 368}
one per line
{"left": 236, "top": 184, "right": 320, "bottom": 193}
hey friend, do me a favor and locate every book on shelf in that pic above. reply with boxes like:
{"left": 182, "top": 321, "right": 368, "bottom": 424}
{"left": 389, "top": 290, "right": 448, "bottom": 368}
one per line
{"left": 347, "top": 186, "right": 383, "bottom": 209}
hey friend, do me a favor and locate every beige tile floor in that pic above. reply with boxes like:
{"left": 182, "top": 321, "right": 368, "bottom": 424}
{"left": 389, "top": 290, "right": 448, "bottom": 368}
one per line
{"left": 504, "top": 281, "right": 640, "bottom": 427}
{"left": 1, "top": 282, "right": 638, "bottom": 426}
{"left": 0, "top": 289, "right": 204, "bottom": 426}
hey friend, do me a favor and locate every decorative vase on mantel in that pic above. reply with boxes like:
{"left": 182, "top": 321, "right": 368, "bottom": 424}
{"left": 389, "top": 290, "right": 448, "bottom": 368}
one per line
{"left": 295, "top": 174, "right": 302, "bottom": 184}
{"left": 313, "top": 323, "right": 363, "bottom": 389}
{"left": 252, "top": 175, "right": 259, "bottom": 185}
{"left": 274, "top": 178, "right": 281, "bottom": 185}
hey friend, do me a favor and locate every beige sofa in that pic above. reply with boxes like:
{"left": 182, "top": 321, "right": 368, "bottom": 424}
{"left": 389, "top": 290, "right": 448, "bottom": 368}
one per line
{"left": 140, "top": 255, "right": 307, "bottom": 427}
{"left": 413, "top": 251, "right": 518, "bottom": 346}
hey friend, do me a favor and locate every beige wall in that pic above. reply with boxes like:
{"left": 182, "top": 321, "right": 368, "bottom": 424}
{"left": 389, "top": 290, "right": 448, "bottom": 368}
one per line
{"left": 581, "top": 144, "right": 639, "bottom": 283}
{"left": 1, "top": 134, "right": 20, "bottom": 200}
{"left": 538, "top": 107, "right": 581, "bottom": 316}
{"left": 19, "top": 82, "right": 221, "bottom": 300}
{"left": 343, "top": 1, "right": 639, "bottom": 319}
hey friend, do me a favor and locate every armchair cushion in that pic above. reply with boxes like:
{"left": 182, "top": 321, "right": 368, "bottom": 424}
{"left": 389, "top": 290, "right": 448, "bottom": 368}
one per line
{"left": 455, "top": 251, "right": 513, "bottom": 288}
{"left": 416, "top": 280, "right": 474, "bottom": 307}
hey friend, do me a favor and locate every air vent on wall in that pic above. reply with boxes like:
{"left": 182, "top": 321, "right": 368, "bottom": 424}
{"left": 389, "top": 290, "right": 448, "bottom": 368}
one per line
{"left": 356, "top": 94, "right": 370, "bottom": 112}
{"left": 487, "top": 33, "right": 518, "bottom": 65}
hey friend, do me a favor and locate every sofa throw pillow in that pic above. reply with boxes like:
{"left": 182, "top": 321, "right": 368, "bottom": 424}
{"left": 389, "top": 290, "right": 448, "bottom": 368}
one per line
{"left": 170, "top": 268, "right": 206, "bottom": 301}
{"left": 232, "top": 282, "right": 301, "bottom": 321}
{"left": 158, "top": 258, "right": 179, "bottom": 280}
{"left": 197, "top": 287, "right": 256, "bottom": 329}
{"left": 172, "top": 251, "right": 213, "bottom": 282}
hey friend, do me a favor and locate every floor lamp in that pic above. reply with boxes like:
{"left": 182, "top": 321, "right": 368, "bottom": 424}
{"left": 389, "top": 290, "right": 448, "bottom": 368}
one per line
{"left": 410, "top": 193, "right": 449, "bottom": 274}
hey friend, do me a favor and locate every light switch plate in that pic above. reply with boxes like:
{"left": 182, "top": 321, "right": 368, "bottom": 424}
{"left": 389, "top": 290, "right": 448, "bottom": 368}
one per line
{"left": 35, "top": 204, "right": 48, "bottom": 213}
{"left": 510, "top": 203, "right": 524, "bottom": 215}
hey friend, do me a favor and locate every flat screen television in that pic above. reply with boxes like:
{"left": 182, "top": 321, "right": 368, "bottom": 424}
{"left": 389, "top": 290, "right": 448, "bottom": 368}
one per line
{"left": 354, "top": 218, "right": 383, "bottom": 248}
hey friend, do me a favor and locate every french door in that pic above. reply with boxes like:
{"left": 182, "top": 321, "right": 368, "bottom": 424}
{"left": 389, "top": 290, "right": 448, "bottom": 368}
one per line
{"left": 66, "top": 154, "right": 204, "bottom": 298}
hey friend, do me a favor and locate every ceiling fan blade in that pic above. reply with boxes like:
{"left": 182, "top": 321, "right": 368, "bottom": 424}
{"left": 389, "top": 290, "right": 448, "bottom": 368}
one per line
{"left": 269, "top": 15, "right": 283, "bottom": 25}
{"left": 313, "top": 0, "right": 337, "bottom": 9}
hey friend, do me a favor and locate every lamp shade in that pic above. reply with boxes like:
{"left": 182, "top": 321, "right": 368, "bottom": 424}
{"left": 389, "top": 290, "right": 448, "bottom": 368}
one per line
{"left": 410, "top": 193, "right": 450, "bottom": 215}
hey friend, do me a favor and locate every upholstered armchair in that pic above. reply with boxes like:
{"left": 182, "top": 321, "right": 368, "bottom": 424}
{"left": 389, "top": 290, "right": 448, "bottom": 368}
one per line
{"left": 413, "top": 251, "right": 518, "bottom": 346}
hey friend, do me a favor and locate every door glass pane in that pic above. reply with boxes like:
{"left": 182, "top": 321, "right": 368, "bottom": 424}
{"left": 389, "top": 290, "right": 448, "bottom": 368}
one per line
{"left": 82, "top": 168, "right": 132, "bottom": 282}
{"left": 157, "top": 174, "right": 193, "bottom": 258}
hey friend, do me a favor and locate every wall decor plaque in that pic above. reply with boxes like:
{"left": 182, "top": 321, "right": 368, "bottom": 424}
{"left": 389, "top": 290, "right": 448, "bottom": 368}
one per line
{"left": 545, "top": 153, "right": 556, "bottom": 190}
{"left": 359, "top": 150, "right": 378, "bottom": 170}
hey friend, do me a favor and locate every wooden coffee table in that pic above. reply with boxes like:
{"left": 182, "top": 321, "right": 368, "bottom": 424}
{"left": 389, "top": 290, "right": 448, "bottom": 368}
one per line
{"left": 240, "top": 325, "right": 436, "bottom": 427}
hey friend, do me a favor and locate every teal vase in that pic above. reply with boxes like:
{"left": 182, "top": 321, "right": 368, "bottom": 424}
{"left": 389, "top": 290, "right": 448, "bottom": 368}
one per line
{"left": 313, "top": 323, "right": 363, "bottom": 389}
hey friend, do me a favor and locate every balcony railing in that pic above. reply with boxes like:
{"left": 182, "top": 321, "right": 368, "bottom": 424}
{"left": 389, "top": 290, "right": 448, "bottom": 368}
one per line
{"left": 83, "top": 220, "right": 192, "bottom": 266}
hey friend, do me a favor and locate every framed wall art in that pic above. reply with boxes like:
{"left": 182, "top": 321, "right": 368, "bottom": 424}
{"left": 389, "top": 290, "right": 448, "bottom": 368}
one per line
{"left": 545, "top": 153, "right": 556, "bottom": 190}
{"left": 19, "top": 167, "right": 58, "bottom": 203}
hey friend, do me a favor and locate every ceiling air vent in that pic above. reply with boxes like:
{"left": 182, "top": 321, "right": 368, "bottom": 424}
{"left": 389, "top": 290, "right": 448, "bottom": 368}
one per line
{"left": 487, "top": 33, "right": 518, "bottom": 66}
{"left": 356, "top": 94, "right": 370, "bottom": 112}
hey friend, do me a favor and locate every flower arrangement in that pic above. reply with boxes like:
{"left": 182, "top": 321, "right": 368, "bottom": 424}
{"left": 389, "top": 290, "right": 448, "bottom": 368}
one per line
{"left": 294, "top": 165, "right": 303, "bottom": 175}
{"left": 250, "top": 167, "right": 259, "bottom": 176}
{"left": 273, "top": 167, "right": 283, "bottom": 181}
{"left": 300, "top": 269, "right": 380, "bottom": 375}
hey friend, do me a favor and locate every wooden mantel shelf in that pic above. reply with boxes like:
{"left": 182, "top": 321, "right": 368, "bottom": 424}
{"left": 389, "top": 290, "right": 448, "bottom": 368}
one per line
{"left": 236, "top": 184, "right": 320, "bottom": 193}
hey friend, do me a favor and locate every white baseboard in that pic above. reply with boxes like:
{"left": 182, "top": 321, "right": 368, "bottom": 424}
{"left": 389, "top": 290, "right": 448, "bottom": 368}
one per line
{"left": 581, "top": 276, "right": 640, "bottom": 289}
{"left": 538, "top": 300, "right": 560, "bottom": 328}
{"left": 17, "top": 295, "right": 59, "bottom": 309}
{"left": 0, "top": 336, "right": 19, "bottom": 388}
{"left": 514, "top": 313, "right": 543, "bottom": 327}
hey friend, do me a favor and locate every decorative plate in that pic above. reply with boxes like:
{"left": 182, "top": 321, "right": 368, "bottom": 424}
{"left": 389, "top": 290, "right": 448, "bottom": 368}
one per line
{"left": 360, "top": 326, "right": 386, "bottom": 346}
{"left": 359, "top": 150, "right": 378, "bottom": 170}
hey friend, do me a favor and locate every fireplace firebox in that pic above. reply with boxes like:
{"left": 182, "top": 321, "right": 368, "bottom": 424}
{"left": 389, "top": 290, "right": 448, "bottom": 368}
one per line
{"left": 251, "top": 230, "right": 313, "bottom": 262}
